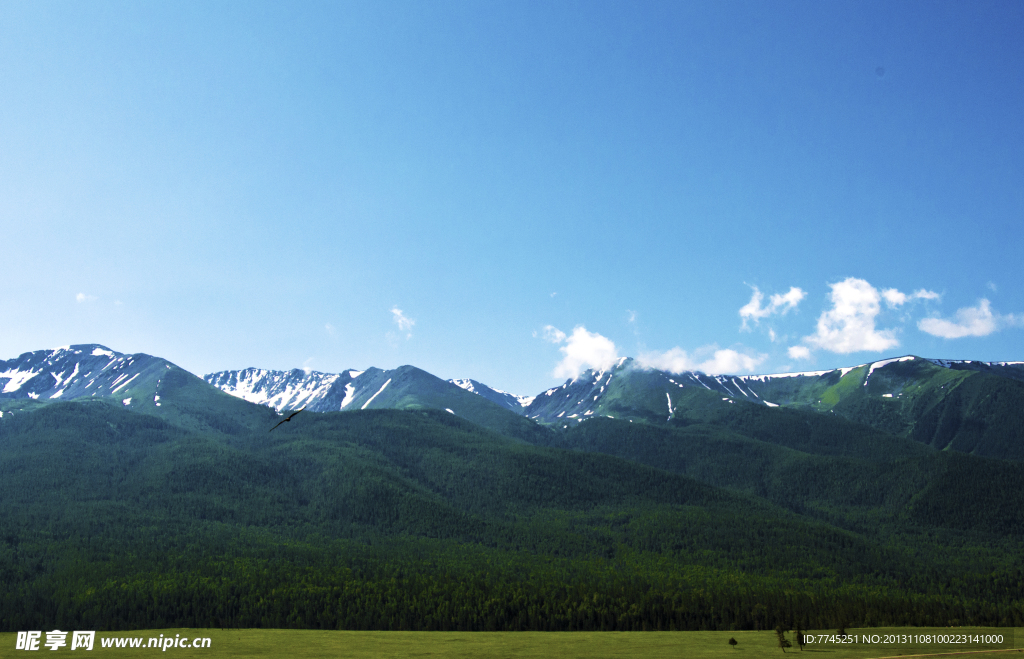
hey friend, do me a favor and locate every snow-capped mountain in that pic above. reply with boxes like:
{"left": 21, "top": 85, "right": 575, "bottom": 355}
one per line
{"left": 924, "top": 358, "right": 1024, "bottom": 380}
{"left": 204, "top": 366, "right": 545, "bottom": 417}
{"left": 448, "top": 378, "right": 535, "bottom": 412}
{"left": 204, "top": 367, "right": 370, "bottom": 412}
{"left": 203, "top": 364, "right": 546, "bottom": 441}
{"left": 204, "top": 353, "right": 1024, "bottom": 434}
{"left": 204, "top": 365, "right": 450, "bottom": 414}
{"left": 0, "top": 343, "right": 274, "bottom": 433}
{"left": 5, "top": 343, "right": 1024, "bottom": 459}
{"left": 449, "top": 354, "right": 1024, "bottom": 435}
{"left": 0, "top": 344, "right": 175, "bottom": 407}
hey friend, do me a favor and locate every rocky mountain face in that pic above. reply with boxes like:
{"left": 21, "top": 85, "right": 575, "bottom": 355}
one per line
{"left": 204, "top": 363, "right": 548, "bottom": 442}
{"left": 204, "top": 366, "right": 370, "bottom": 412}
{"left": 448, "top": 378, "right": 535, "bottom": 412}
{"left": 1, "top": 344, "right": 176, "bottom": 408}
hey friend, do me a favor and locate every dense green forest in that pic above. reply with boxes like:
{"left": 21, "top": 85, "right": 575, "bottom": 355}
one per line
{"left": 1, "top": 401, "right": 1023, "bottom": 632}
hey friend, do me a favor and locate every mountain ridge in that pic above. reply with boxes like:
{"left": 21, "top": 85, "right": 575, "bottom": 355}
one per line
{"left": 4, "top": 344, "right": 1024, "bottom": 459}
{"left": 3, "top": 343, "right": 1024, "bottom": 631}
{"left": 6, "top": 344, "right": 1021, "bottom": 410}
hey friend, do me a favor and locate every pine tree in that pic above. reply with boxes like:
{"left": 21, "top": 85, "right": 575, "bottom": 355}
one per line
{"left": 775, "top": 626, "right": 792, "bottom": 652}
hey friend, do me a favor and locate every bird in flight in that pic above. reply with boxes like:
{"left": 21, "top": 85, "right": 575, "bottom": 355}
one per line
{"left": 269, "top": 409, "right": 304, "bottom": 432}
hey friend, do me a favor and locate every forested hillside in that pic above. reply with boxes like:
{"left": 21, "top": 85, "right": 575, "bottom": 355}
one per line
{"left": 2, "top": 400, "right": 1023, "bottom": 632}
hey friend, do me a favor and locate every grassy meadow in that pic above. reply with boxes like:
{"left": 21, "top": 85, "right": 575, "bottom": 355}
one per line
{"left": 1, "top": 628, "right": 1020, "bottom": 658}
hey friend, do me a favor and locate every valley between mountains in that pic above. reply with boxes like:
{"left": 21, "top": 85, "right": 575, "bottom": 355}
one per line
{"left": 1, "top": 345, "right": 1022, "bottom": 631}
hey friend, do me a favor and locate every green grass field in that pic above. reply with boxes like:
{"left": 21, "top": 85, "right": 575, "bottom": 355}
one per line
{"left": 1, "top": 628, "right": 1020, "bottom": 658}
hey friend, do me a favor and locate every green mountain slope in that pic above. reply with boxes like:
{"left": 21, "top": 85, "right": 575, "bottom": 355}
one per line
{"left": 537, "top": 415, "right": 1024, "bottom": 539}
{"left": 0, "top": 345, "right": 549, "bottom": 444}
{"left": 341, "top": 365, "right": 552, "bottom": 444}
{"left": 739, "top": 357, "right": 1024, "bottom": 461}
{"left": 4, "top": 400, "right": 1023, "bottom": 631}
{"left": 521, "top": 356, "right": 1024, "bottom": 461}
{"left": 0, "top": 345, "right": 279, "bottom": 435}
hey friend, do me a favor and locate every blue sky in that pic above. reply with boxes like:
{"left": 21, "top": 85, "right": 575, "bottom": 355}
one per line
{"left": 2, "top": 1, "right": 1022, "bottom": 396}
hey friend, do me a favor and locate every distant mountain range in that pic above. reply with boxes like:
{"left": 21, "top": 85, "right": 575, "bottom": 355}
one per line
{"left": 3, "top": 344, "right": 1024, "bottom": 459}
{"left": 204, "top": 352, "right": 1024, "bottom": 461}
{"left": 3, "top": 342, "right": 1024, "bottom": 632}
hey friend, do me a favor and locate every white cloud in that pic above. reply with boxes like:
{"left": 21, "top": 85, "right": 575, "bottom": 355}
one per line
{"left": 542, "top": 325, "right": 566, "bottom": 343}
{"left": 881, "top": 289, "right": 908, "bottom": 307}
{"left": 882, "top": 287, "right": 940, "bottom": 308}
{"left": 788, "top": 345, "right": 812, "bottom": 360}
{"left": 739, "top": 286, "right": 806, "bottom": 330}
{"left": 325, "top": 323, "right": 336, "bottom": 336}
{"left": 772, "top": 287, "right": 807, "bottom": 312}
{"left": 637, "top": 346, "right": 765, "bottom": 375}
{"left": 700, "top": 348, "right": 765, "bottom": 374}
{"left": 636, "top": 347, "right": 693, "bottom": 373}
{"left": 918, "top": 299, "right": 1023, "bottom": 339}
{"left": 390, "top": 306, "right": 415, "bottom": 338}
{"left": 738, "top": 290, "right": 768, "bottom": 328}
{"left": 802, "top": 278, "right": 899, "bottom": 354}
{"left": 544, "top": 325, "right": 620, "bottom": 379}
{"left": 76, "top": 293, "right": 97, "bottom": 303}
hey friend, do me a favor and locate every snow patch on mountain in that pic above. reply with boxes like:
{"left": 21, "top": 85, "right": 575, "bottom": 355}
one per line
{"left": 204, "top": 367, "right": 343, "bottom": 411}
{"left": 362, "top": 378, "right": 391, "bottom": 409}
{"left": 0, "top": 344, "right": 178, "bottom": 404}
{"left": 112, "top": 373, "right": 140, "bottom": 393}
{"left": 741, "top": 370, "right": 833, "bottom": 382}
{"left": 447, "top": 378, "right": 534, "bottom": 410}
{"left": 864, "top": 356, "right": 916, "bottom": 385}
{"left": 341, "top": 383, "right": 357, "bottom": 409}
{"left": 1, "top": 367, "right": 39, "bottom": 393}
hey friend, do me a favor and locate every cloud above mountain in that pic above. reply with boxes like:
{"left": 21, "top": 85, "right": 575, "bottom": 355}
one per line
{"left": 799, "top": 278, "right": 900, "bottom": 354}
{"left": 789, "top": 278, "right": 938, "bottom": 358}
{"left": 543, "top": 323, "right": 764, "bottom": 379}
{"left": 541, "top": 277, "right": 1014, "bottom": 381}
{"left": 918, "top": 299, "right": 1024, "bottom": 339}
{"left": 637, "top": 346, "right": 765, "bottom": 374}
{"left": 543, "top": 325, "right": 620, "bottom": 379}
{"left": 787, "top": 345, "right": 812, "bottom": 360}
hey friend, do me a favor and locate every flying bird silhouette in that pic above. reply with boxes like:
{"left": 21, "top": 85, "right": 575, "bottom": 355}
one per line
{"left": 269, "top": 409, "right": 303, "bottom": 432}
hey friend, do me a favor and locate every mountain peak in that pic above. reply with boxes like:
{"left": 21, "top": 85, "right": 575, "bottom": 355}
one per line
{"left": 0, "top": 344, "right": 180, "bottom": 410}
{"left": 448, "top": 378, "right": 534, "bottom": 412}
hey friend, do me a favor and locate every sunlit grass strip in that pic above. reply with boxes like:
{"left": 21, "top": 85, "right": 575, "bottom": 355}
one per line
{"left": 1, "top": 627, "right": 1019, "bottom": 658}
